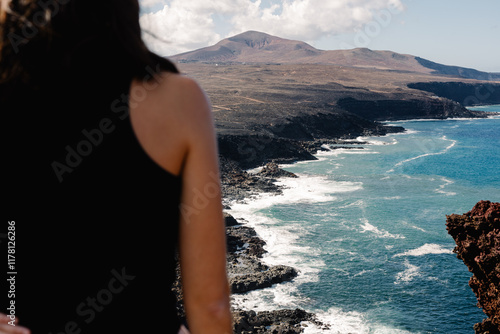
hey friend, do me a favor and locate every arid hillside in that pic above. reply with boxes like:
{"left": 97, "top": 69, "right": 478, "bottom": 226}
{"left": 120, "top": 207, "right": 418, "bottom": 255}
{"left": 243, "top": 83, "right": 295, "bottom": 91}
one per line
{"left": 171, "top": 31, "right": 500, "bottom": 81}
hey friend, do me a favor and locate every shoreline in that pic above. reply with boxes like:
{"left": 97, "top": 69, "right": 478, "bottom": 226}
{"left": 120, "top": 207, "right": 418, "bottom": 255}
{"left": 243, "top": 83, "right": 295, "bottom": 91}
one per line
{"left": 171, "top": 106, "right": 499, "bottom": 332}
{"left": 218, "top": 111, "right": 500, "bottom": 333}
{"left": 222, "top": 162, "right": 325, "bottom": 332}
{"left": 221, "top": 141, "right": 383, "bottom": 332}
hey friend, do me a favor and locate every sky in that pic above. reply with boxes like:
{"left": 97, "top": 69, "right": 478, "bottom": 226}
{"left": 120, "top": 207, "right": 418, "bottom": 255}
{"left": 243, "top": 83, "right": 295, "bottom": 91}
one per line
{"left": 138, "top": 0, "right": 500, "bottom": 72}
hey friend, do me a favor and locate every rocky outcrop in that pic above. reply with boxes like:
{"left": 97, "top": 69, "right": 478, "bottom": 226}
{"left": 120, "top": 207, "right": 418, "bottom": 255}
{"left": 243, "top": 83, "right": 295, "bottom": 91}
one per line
{"left": 446, "top": 200, "right": 500, "bottom": 334}
{"left": 219, "top": 155, "right": 284, "bottom": 205}
{"left": 226, "top": 222, "right": 298, "bottom": 294}
{"left": 232, "top": 308, "right": 327, "bottom": 333}
{"left": 231, "top": 265, "right": 298, "bottom": 294}
{"left": 224, "top": 211, "right": 241, "bottom": 227}
{"left": 258, "top": 162, "right": 298, "bottom": 179}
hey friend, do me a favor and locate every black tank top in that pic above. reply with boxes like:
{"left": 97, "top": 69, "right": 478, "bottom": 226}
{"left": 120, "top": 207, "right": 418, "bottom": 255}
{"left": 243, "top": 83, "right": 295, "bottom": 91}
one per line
{"left": 3, "top": 64, "right": 183, "bottom": 332}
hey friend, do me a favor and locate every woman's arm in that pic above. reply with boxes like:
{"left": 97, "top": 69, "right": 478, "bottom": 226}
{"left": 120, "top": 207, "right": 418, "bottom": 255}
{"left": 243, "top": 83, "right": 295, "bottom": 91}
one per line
{"left": 0, "top": 314, "right": 30, "bottom": 334}
{"left": 175, "top": 78, "right": 232, "bottom": 334}
{"left": 130, "top": 73, "right": 233, "bottom": 333}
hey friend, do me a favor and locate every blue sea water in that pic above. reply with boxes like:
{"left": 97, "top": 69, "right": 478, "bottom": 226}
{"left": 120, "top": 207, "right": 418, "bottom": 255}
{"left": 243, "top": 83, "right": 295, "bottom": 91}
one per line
{"left": 228, "top": 105, "right": 500, "bottom": 334}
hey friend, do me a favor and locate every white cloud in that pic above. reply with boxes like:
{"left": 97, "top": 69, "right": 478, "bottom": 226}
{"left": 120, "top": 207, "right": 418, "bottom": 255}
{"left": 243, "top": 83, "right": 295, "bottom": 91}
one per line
{"left": 140, "top": 0, "right": 164, "bottom": 8}
{"left": 139, "top": 0, "right": 404, "bottom": 56}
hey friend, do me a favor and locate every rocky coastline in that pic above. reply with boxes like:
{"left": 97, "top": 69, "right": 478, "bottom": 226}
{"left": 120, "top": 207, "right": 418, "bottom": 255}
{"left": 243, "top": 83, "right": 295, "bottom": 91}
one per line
{"left": 174, "top": 112, "right": 498, "bottom": 332}
{"left": 171, "top": 60, "right": 499, "bottom": 331}
{"left": 221, "top": 160, "right": 325, "bottom": 332}
{"left": 216, "top": 113, "right": 499, "bottom": 332}
{"left": 172, "top": 160, "right": 328, "bottom": 332}
{"left": 446, "top": 201, "right": 500, "bottom": 334}
{"left": 217, "top": 138, "right": 400, "bottom": 332}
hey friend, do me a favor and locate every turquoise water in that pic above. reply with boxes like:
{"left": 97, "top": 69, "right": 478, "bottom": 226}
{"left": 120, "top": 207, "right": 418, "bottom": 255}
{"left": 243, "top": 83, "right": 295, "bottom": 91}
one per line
{"left": 228, "top": 105, "right": 500, "bottom": 334}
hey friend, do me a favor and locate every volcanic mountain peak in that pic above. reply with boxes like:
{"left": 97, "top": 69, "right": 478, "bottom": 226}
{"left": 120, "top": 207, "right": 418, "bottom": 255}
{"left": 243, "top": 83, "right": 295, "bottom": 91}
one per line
{"left": 171, "top": 30, "right": 321, "bottom": 63}
{"left": 170, "top": 31, "right": 500, "bottom": 81}
{"left": 222, "top": 30, "right": 317, "bottom": 50}
{"left": 225, "top": 30, "right": 275, "bottom": 48}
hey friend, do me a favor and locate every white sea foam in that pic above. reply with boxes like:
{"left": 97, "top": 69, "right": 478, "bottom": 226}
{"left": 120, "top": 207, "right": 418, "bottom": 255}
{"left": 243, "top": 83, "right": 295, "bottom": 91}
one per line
{"left": 228, "top": 217, "right": 324, "bottom": 311}
{"left": 394, "top": 260, "right": 420, "bottom": 284}
{"left": 245, "top": 166, "right": 263, "bottom": 174}
{"left": 360, "top": 219, "right": 405, "bottom": 239}
{"left": 317, "top": 148, "right": 381, "bottom": 157}
{"left": 393, "top": 244, "right": 454, "bottom": 257}
{"left": 336, "top": 199, "right": 365, "bottom": 209}
{"left": 435, "top": 177, "right": 456, "bottom": 196}
{"left": 426, "top": 276, "right": 449, "bottom": 285}
{"left": 381, "top": 127, "right": 419, "bottom": 136}
{"left": 275, "top": 174, "right": 363, "bottom": 203}
{"left": 382, "top": 196, "right": 402, "bottom": 200}
{"left": 384, "top": 118, "right": 447, "bottom": 124}
{"left": 227, "top": 173, "right": 363, "bottom": 311}
{"left": 401, "top": 221, "right": 427, "bottom": 233}
{"left": 302, "top": 307, "right": 416, "bottom": 334}
{"left": 387, "top": 136, "right": 457, "bottom": 173}
{"left": 355, "top": 136, "right": 399, "bottom": 146}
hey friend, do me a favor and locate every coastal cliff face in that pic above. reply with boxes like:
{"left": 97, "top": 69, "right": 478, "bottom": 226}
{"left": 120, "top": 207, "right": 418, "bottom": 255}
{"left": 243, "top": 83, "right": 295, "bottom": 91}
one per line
{"left": 408, "top": 82, "right": 500, "bottom": 106}
{"left": 337, "top": 95, "right": 487, "bottom": 121}
{"left": 446, "top": 201, "right": 500, "bottom": 334}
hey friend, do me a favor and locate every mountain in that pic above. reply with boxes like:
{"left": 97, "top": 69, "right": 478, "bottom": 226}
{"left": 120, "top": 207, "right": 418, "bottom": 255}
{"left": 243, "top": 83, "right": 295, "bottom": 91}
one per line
{"left": 170, "top": 31, "right": 500, "bottom": 81}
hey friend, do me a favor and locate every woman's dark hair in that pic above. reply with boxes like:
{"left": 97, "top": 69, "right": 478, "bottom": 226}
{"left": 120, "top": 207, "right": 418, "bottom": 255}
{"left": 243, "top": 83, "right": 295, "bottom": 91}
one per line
{"left": 0, "top": 0, "right": 178, "bottom": 88}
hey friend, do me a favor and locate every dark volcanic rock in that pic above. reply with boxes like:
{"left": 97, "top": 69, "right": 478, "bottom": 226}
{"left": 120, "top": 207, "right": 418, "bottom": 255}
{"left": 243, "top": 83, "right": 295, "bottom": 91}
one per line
{"left": 230, "top": 265, "right": 298, "bottom": 294}
{"left": 258, "top": 162, "right": 298, "bottom": 178}
{"left": 219, "top": 155, "right": 283, "bottom": 204}
{"left": 226, "top": 225, "right": 267, "bottom": 259}
{"left": 225, "top": 220, "right": 307, "bottom": 332}
{"left": 446, "top": 200, "right": 500, "bottom": 333}
{"left": 226, "top": 225, "right": 298, "bottom": 294}
{"left": 232, "top": 308, "right": 327, "bottom": 334}
{"left": 216, "top": 115, "right": 403, "bottom": 171}
{"left": 408, "top": 81, "right": 500, "bottom": 106}
{"left": 218, "top": 134, "right": 317, "bottom": 171}
{"left": 224, "top": 211, "right": 240, "bottom": 227}
{"left": 337, "top": 96, "right": 487, "bottom": 121}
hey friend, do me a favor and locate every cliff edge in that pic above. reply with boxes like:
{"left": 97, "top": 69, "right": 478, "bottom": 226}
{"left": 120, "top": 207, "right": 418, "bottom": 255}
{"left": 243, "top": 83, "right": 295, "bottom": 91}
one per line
{"left": 446, "top": 201, "right": 500, "bottom": 334}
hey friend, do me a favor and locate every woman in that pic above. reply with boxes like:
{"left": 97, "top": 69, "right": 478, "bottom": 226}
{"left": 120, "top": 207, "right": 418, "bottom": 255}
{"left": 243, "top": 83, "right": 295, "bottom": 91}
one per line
{"left": 1, "top": 0, "right": 232, "bottom": 333}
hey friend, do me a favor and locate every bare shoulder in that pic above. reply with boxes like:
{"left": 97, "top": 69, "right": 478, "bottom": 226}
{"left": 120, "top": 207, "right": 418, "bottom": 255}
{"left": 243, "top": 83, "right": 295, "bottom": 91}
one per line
{"left": 129, "top": 72, "right": 213, "bottom": 176}
{"left": 131, "top": 72, "right": 211, "bottom": 123}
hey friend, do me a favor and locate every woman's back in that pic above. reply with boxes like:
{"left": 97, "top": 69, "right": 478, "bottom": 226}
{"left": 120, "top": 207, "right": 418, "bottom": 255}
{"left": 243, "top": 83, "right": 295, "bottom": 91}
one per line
{"left": 5, "top": 57, "right": 185, "bottom": 332}
{"left": 2, "top": 1, "right": 233, "bottom": 333}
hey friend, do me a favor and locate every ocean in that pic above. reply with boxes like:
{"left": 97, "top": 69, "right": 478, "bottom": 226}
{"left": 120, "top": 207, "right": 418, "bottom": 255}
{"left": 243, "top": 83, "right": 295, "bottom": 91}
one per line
{"left": 227, "top": 104, "right": 500, "bottom": 334}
